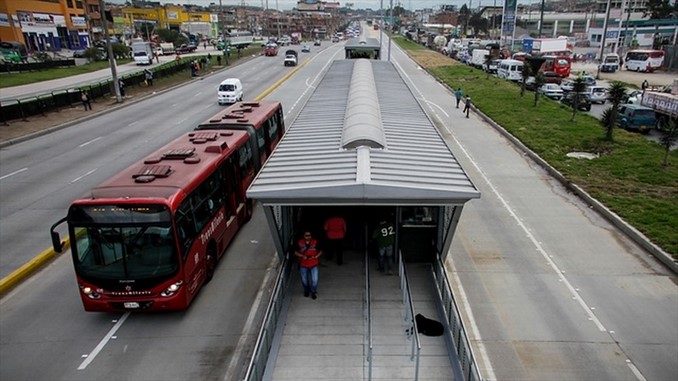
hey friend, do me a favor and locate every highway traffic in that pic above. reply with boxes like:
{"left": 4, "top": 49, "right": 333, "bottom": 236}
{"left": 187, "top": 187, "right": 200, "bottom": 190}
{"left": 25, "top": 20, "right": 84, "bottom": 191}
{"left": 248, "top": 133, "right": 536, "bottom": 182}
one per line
{"left": 1, "top": 31, "right": 676, "bottom": 381}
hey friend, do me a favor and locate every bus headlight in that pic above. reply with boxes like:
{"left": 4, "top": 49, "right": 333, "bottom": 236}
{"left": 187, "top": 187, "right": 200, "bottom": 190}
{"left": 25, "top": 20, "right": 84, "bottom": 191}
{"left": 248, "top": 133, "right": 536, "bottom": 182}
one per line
{"left": 161, "top": 281, "right": 183, "bottom": 297}
{"left": 81, "top": 286, "right": 101, "bottom": 299}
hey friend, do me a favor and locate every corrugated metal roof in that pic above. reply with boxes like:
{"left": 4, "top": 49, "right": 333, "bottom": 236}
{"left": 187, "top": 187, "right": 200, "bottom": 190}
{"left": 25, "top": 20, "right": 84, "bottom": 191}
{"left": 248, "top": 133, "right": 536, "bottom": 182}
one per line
{"left": 247, "top": 59, "right": 480, "bottom": 205}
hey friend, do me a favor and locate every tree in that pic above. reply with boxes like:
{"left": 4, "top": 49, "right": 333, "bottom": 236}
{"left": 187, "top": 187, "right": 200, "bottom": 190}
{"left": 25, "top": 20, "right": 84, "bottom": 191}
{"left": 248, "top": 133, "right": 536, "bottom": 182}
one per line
{"left": 520, "top": 62, "right": 532, "bottom": 97}
{"left": 643, "top": 0, "right": 678, "bottom": 19}
{"left": 484, "top": 53, "right": 493, "bottom": 79}
{"left": 469, "top": 12, "right": 489, "bottom": 36}
{"left": 658, "top": 117, "right": 678, "bottom": 167}
{"left": 602, "top": 81, "right": 627, "bottom": 141}
{"left": 569, "top": 77, "right": 587, "bottom": 121}
{"left": 532, "top": 72, "right": 545, "bottom": 107}
{"left": 458, "top": 4, "right": 471, "bottom": 36}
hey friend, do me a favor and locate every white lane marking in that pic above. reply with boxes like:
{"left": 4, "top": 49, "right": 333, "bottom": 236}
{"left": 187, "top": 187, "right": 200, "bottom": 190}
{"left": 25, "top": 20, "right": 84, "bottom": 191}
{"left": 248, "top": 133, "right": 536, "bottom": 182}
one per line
{"left": 0, "top": 167, "right": 28, "bottom": 180}
{"left": 627, "top": 360, "right": 647, "bottom": 381}
{"left": 129, "top": 121, "right": 138, "bottom": 127}
{"left": 70, "top": 169, "right": 97, "bottom": 184}
{"left": 79, "top": 137, "right": 102, "bottom": 147}
{"left": 77, "top": 312, "right": 130, "bottom": 370}
{"left": 283, "top": 48, "right": 341, "bottom": 120}
{"left": 194, "top": 92, "right": 202, "bottom": 97}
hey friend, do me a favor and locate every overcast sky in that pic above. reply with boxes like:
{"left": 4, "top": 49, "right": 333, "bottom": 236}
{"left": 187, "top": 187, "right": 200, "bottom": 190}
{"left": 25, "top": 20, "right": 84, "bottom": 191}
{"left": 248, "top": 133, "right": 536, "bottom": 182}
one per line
{"left": 106, "top": 0, "right": 530, "bottom": 12}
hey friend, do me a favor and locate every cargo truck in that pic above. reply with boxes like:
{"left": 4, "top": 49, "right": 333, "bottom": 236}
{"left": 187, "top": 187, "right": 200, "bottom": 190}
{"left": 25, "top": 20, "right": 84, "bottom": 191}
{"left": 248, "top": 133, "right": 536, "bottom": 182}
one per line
{"left": 284, "top": 49, "right": 298, "bottom": 66}
{"left": 641, "top": 79, "right": 678, "bottom": 130}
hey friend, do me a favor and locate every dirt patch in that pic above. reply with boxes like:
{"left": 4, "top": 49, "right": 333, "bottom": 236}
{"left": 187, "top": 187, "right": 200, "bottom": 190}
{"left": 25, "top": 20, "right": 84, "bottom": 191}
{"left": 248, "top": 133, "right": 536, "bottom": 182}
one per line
{"left": 409, "top": 50, "right": 459, "bottom": 69}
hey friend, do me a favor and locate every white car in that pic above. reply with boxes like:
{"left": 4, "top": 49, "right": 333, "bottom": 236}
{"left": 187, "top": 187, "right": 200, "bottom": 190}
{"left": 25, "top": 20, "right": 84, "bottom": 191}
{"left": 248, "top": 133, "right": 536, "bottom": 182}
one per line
{"left": 587, "top": 86, "right": 608, "bottom": 104}
{"left": 538, "top": 84, "right": 564, "bottom": 100}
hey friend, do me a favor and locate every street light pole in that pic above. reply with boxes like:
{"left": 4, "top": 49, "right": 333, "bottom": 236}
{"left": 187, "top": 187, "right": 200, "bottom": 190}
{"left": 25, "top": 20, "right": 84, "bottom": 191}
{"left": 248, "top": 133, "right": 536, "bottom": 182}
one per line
{"left": 538, "top": 0, "right": 545, "bottom": 38}
{"left": 98, "top": 0, "right": 121, "bottom": 103}
{"left": 596, "top": 0, "right": 612, "bottom": 80}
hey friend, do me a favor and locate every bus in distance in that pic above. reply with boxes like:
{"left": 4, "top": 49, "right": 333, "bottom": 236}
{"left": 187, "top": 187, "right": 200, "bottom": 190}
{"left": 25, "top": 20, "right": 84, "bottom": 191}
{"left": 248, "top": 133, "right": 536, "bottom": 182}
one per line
{"left": 50, "top": 130, "right": 262, "bottom": 312}
{"left": 196, "top": 100, "right": 285, "bottom": 169}
{"left": 624, "top": 49, "right": 665, "bottom": 72}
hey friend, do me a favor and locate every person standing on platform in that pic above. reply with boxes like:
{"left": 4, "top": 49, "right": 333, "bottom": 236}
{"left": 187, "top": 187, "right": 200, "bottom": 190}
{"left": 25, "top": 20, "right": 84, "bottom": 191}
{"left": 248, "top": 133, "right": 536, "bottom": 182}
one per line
{"left": 324, "top": 215, "right": 347, "bottom": 265}
{"left": 372, "top": 218, "right": 395, "bottom": 275}
{"left": 294, "top": 231, "right": 322, "bottom": 299}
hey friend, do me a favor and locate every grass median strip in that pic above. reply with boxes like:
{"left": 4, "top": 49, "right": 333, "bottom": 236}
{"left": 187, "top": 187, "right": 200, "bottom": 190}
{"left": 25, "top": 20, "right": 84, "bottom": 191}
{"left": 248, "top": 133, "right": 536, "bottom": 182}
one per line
{"left": 395, "top": 36, "right": 678, "bottom": 258}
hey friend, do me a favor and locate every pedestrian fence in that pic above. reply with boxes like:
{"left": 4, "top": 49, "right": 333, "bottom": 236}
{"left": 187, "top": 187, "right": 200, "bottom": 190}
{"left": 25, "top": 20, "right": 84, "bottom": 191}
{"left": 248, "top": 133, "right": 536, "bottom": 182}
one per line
{"left": 0, "top": 59, "right": 192, "bottom": 124}
{"left": 1, "top": 59, "right": 76, "bottom": 74}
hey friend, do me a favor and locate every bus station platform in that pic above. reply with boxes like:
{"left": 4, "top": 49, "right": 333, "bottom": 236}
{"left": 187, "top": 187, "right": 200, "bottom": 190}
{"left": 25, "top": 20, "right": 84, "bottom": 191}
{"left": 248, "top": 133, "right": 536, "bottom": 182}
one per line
{"left": 264, "top": 249, "right": 455, "bottom": 380}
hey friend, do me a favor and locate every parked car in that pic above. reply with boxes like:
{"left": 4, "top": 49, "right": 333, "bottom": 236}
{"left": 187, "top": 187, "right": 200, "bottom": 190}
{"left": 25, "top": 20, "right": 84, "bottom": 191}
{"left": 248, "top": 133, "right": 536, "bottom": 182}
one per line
{"left": 582, "top": 75, "right": 596, "bottom": 86}
{"left": 560, "top": 79, "right": 574, "bottom": 92}
{"left": 313, "top": 39, "right": 321, "bottom": 46}
{"left": 586, "top": 86, "right": 608, "bottom": 104}
{"left": 617, "top": 104, "right": 656, "bottom": 134}
{"left": 537, "top": 84, "right": 564, "bottom": 100}
{"left": 485, "top": 59, "right": 501, "bottom": 74}
{"left": 301, "top": 45, "right": 310, "bottom": 53}
{"left": 561, "top": 92, "right": 592, "bottom": 111}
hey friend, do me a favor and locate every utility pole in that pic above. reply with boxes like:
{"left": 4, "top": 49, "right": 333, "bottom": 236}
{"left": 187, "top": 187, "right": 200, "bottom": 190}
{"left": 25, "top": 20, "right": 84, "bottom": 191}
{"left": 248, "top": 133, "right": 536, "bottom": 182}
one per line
{"left": 596, "top": 0, "right": 612, "bottom": 80}
{"left": 538, "top": 0, "right": 545, "bottom": 38}
{"left": 98, "top": 0, "right": 122, "bottom": 103}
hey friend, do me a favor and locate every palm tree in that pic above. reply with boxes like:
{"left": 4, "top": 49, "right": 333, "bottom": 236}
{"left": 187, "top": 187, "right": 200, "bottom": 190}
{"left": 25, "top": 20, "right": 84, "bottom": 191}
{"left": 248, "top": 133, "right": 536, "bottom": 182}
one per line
{"left": 485, "top": 53, "right": 493, "bottom": 79}
{"left": 533, "top": 72, "right": 545, "bottom": 106}
{"left": 603, "top": 81, "right": 628, "bottom": 140}
{"left": 569, "top": 77, "right": 586, "bottom": 121}
{"left": 520, "top": 62, "right": 532, "bottom": 97}
{"left": 658, "top": 117, "right": 678, "bottom": 167}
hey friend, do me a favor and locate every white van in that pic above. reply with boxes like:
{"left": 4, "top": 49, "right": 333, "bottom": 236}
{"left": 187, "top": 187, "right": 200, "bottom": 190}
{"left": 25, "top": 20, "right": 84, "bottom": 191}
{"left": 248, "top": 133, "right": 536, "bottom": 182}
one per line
{"left": 497, "top": 59, "right": 524, "bottom": 82}
{"left": 217, "top": 78, "right": 243, "bottom": 105}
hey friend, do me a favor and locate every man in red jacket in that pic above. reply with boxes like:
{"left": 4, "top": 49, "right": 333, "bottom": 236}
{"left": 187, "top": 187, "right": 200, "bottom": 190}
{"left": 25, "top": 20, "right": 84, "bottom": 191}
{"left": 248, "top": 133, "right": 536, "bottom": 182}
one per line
{"left": 323, "top": 215, "right": 346, "bottom": 265}
{"left": 294, "top": 231, "right": 323, "bottom": 299}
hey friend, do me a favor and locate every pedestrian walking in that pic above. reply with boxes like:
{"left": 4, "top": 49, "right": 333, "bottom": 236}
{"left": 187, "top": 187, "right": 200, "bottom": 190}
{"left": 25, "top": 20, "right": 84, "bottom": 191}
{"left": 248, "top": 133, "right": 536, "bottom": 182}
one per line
{"left": 81, "top": 91, "right": 92, "bottom": 110}
{"left": 294, "top": 231, "right": 322, "bottom": 299}
{"left": 118, "top": 80, "right": 125, "bottom": 97}
{"left": 324, "top": 215, "right": 347, "bottom": 265}
{"left": 216, "top": 55, "right": 222, "bottom": 66}
{"left": 203, "top": 41, "right": 207, "bottom": 50}
{"left": 371, "top": 218, "right": 395, "bottom": 274}
{"left": 144, "top": 69, "right": 153, "bottom": 86}
{"left": 642, "top": 79, "right": 649, "bottom": 90}
{"left": 455, "top": 87, "right": 463, "bottom": 108}
{"left": 463, "top": 95, "right": 471, "bottom": 118}
{"left": 207, "top": 52, "right": 212, "bottom": 65}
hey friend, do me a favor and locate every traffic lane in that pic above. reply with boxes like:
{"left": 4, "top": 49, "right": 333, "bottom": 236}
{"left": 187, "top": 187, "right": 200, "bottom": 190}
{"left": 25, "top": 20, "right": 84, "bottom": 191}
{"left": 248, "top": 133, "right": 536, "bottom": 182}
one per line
{"left": 388, "top": 38, "right": 677, "bottom": 380}
{"left": 0, "top": 202, "right": 276, "bottom": 381}
{"left": 0, "top": 55, "right": 292, "bottom": 280}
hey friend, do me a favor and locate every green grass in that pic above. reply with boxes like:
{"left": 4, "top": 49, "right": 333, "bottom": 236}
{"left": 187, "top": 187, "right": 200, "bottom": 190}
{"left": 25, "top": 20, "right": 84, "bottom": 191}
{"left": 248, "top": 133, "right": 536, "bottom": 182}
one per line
{"left": 394, "top": 37, "right": 678, "bottom": 258}
{"left": 0, "top": 59, "right": 133, "bottom": 88}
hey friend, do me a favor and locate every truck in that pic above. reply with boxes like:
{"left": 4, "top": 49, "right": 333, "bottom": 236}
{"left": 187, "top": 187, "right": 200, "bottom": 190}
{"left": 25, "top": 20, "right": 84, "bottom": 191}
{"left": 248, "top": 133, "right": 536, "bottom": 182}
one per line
{"left": 284, "top": 49, "right": 298, "bottom": 66}
{"left": 291, "top": 32, "right": 301, "bottom": 45}
{"left": 641, "top": 79, "right": 678, "bottom": 130}
{"left": 599, "top": 53, "right": 620, "bottom": 73}
{"left": 264, "top": 43, "right": 278, "bottom": 56}
{"left": 470, "top": 48, "right": 490, "bottom": 69}
{"left": 131, "top": 40, "right": 153, "bottom": 65}
{"left": 175, "top": 43, "right": 197, "bottom": 54}
{"left": 525, "top": 38, "right": 568, "bottom": 55}
{"left": 159, "top": 42, "right": 175, "bottom": 55}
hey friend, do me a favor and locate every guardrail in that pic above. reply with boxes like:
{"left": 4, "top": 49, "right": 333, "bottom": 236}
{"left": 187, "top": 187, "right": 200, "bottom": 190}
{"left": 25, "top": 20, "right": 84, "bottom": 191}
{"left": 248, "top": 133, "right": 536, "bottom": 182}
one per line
{"left": 399, "top": 252, "right": 422, "bottom": 381}
{"left": 0, "top": 59, "right": 190, "bottom": 124}
{"left": 365, "top": 243, "right": 374, "bottom": 380}
{"left": 432, "top": 254, "right": 483, "bottom": 381}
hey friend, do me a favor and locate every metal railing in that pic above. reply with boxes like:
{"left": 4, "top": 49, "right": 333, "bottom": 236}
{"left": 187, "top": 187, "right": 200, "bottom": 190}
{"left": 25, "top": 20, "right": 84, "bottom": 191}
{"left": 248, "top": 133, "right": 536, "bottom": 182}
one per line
{"left": 364, "top": 244, "right": 374, "bottom": 380}
{"left": 399, "top": 252, "right": 422, "bottom": 381}
{"left": 432, "top": 254, "right": 483, "bottom": 381}
{"left": 242, "top": 255, "right": 292, "bottom": 381}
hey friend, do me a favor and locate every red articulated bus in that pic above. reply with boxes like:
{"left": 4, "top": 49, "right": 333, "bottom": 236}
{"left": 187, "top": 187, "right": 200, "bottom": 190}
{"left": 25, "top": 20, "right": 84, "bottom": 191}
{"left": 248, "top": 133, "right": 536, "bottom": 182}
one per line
{"left": 196, "top": 101, "right": 285, "bottom": 169}
{"left": 50, "top": 104, "right": 285, "bottom": 312}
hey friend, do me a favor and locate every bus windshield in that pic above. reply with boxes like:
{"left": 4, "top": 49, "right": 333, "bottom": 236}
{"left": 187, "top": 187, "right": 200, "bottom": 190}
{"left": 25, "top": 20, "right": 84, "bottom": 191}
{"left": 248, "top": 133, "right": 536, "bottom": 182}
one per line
{"left": 626, "top": 52, "right": 649, "bottom": 61}
{"left": 69, "top": 205, "right": 178, "bottom": 279}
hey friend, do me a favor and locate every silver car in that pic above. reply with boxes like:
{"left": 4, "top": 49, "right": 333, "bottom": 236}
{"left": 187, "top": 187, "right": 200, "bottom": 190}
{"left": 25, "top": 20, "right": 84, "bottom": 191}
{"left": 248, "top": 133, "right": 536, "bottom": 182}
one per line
{"left": 538, "top": 84, "right": 564, "bottom": 100}
{"left": 587, "top": 86, "right": 608, "bottom": 104}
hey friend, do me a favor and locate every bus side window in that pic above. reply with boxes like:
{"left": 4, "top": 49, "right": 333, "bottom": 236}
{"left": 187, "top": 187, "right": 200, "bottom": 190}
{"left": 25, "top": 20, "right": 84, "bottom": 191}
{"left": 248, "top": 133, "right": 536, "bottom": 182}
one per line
{"left": 256, "top": 127, "right": 266, "bottom": 157}
{"left": 238, "top": 143, "right": 255, "bottom": 178}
